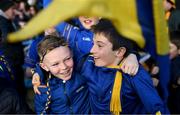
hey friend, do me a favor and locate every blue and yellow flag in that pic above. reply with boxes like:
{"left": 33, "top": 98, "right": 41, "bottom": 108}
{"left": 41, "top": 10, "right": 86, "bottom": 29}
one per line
{"left": 136, "top": 0, "right": 170, "bottom": 102}
{"left": 8, "top": 0, "right": 170, "bottom": 102}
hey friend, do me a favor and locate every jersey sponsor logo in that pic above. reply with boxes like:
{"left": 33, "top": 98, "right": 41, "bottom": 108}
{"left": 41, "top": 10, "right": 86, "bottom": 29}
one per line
{"left": 82, "top": 37, "right": 91, "bottom": 41}
{"left": 76, "top": 86, "right": 85, "bottom": 93}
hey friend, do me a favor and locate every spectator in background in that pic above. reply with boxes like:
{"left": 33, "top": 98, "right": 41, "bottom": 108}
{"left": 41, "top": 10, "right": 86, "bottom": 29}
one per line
{"left": 163, "top": 0, "right": 175, "bottom": 20}
{"left": 168, "top": 0, "right": 180, "bottom": 31}
{"left": 0, "top": 0, "right": 18, "bottom": 41}
{"left": 168, "top": 30, "right": 180, "bottom": 114}
{"left": 0, "top": 29, "right": 33, "bottom": 114}
{"left": 0, "top": 0, "right": 25, "bottom": 98}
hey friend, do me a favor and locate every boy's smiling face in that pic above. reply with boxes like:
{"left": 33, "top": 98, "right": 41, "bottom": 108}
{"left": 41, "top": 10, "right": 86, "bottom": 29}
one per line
{"left": 90, "top": 33, "right": 123, "bottom": 67}
{"left": 40, "top": 46, "right": 74, "bottom": 81}
{"left": 78, "top": 16, "right": 100, "bottom": 30}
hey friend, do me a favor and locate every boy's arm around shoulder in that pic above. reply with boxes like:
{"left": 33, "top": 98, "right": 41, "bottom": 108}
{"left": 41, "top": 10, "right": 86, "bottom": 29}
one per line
{"left": 129, "top": 66, "right": 169, "bottom": 114}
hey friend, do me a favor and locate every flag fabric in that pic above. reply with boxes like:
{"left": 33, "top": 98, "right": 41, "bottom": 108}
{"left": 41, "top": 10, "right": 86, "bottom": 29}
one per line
{"left": 8, "top": 0, "right": 170, "bottom": 102}
{"left": 136, "top": 0, "right": 170, "bottom": 102}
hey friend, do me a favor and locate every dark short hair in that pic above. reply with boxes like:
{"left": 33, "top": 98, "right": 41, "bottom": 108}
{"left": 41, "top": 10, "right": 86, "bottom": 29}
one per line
{"left": 37, "top": 35, "right": 68, "bottom": 62}
{"left": 0, "top": 0, "right": 15, "bottom": 11}
{"left": 91, "top": 19, "right": 133, "bottom": 57}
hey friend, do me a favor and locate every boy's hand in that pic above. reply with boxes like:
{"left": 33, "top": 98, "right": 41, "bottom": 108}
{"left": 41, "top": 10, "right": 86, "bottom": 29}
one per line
{"left": 151, "top": 66, "right": 159, "bottom": 75}
{"left": 32, "top": 73, "right": 46, "bottom": 95}
{"left": 121, "top": 54, "right": 139, "bottom": 76}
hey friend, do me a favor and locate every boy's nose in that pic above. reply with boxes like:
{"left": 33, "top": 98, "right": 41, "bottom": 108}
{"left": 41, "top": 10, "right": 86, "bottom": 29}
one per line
{"left": 90, "top": 45, "right": 96, "bottom": 54}
{"left": 60, "top": 62, "right": 67, "bottom": 70}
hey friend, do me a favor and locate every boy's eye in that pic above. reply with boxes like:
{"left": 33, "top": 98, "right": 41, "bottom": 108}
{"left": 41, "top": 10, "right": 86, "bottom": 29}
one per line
{"left": 97, "top": 44, "right": 103, "bottom": 48}
{"left": 65, "top": 57, "right": 72, "bottom": 61}
{"left": 64, "top": 57, "right": 72, "bottom": 64}
{"left": 52, "top": 63, "right": 59, "bottom": 67}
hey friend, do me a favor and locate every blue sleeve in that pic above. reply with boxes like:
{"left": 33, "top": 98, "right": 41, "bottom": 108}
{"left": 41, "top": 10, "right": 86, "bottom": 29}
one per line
{"left": 24, "top": 36, "right": 43, "bottom": 68}
{"left": 56, "top": 22, "right": 85, "bottom": 60}
{"left": 35, "top": 64, "right": 46, "bottom": 85}
{"left": 56, "top": 22, "right": 79, "bottom": 49}
{"left": 34, "top": 87, "right": 48, "bottom": 114}
{"left": 43, "top": 0, "right": 79, "bottom": 53}
{"left": 131, "top": 66, "right": 168, "bottom": 114}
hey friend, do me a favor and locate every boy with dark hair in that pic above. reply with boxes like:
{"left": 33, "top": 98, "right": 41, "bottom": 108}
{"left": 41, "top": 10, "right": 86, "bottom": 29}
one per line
{"left": 77, "top": 19, "right": 168, "bottom": 114}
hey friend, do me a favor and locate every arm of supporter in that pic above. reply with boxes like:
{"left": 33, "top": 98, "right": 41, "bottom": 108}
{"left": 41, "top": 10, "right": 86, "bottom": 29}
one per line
{"left": 39, "top": 0, "right": 82, "bottom": 54}
{"left": 121, "top": 53, "right": 139, "bottom": 76}
{"left": 55, "top": 22, "right": 79, "bottom": 49}
{"left": 43, "top": 0, "right": 78, "bottom": 43}
{"left": 24, "top": 36, "right": 43, "bottom": 68}
{"left": 32, "top": 64, "right": 47, "bottom": 95}
{"left": 43, "top": 3, "right": 90, "bottom": 55}
{"left": 43, "top": 0, "right": 77, "bottom": 44}
{"left": 131, "top": 66, "right": 168, "bottom": 114}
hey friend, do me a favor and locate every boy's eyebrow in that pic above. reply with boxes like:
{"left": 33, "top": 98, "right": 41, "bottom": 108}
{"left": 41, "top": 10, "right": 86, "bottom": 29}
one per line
{"left": 64, "top": 55, "right": 72, "bottom": 60}
{"left": 96, "top": 41, "right": 106, "bottom": 45}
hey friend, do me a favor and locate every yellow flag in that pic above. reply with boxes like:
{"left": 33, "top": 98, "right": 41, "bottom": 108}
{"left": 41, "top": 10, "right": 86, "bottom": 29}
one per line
{"left": 8, "top": 0, "right": 145, "bottom": 48}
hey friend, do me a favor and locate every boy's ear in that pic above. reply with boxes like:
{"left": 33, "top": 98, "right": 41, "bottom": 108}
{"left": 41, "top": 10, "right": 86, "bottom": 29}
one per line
{"left": 115, "top": 47, "right": 126, "bottom": 58}
{"left": 39, "top": 62, "right": 49, "bottom": 72}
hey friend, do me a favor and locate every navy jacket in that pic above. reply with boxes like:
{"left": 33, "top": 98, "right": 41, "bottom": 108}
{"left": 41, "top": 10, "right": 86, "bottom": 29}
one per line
{"left": 34, "top": 67, "right": 90, "bottom": 114}
{"left": 78, "top": 56, "right": 169, "bottom": 114}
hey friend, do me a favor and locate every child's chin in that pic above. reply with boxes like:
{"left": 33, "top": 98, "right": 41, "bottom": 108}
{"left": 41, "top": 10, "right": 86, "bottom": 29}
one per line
{"left": 83, "top": 25, "right": 92, "bottom": 30}
{"left": 94, "top": 62, "right": 104, "bottom": 67}
{"left": 62, "top": 76, "right": 71, "bottom": 81}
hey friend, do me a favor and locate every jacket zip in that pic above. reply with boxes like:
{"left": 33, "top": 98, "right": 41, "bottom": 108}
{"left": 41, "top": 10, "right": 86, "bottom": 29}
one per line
{"left": 63, "top": 82, "right": 73, "bottom": 114}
